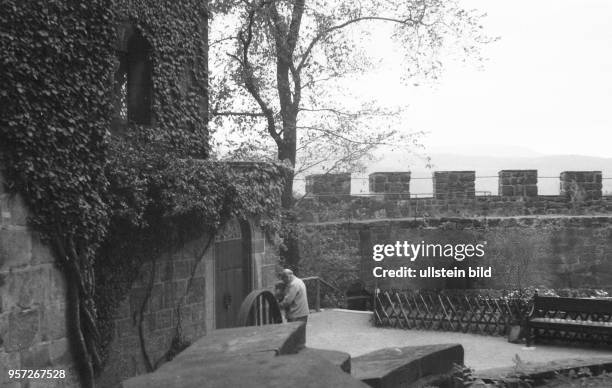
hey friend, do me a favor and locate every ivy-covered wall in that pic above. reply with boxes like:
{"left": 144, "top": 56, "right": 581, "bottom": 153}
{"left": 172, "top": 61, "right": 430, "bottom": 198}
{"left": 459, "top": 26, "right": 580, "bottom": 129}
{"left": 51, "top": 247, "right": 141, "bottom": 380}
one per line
{"left": 97, "top": 218, "right": 279, "bottom": 387}
{"left": 1, "top": 1, "right": 286, "bottom": 387}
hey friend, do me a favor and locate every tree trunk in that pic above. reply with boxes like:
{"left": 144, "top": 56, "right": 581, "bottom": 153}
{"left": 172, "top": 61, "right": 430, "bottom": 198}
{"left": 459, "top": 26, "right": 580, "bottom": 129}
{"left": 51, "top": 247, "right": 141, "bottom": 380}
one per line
{"left": 277, "top": 125, "right": 300, "bottom": 269}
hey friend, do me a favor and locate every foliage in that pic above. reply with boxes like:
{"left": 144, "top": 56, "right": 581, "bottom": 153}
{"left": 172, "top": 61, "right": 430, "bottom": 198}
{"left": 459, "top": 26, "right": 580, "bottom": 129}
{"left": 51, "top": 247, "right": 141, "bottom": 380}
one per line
{"left": 1, "top": 1, "right": 287, "bottom": 386}
{"left": 0, "top": 2, "right": 116, "bottom": 386}
{"left": 209, "top": 0, "right": 494, "bottom": 191}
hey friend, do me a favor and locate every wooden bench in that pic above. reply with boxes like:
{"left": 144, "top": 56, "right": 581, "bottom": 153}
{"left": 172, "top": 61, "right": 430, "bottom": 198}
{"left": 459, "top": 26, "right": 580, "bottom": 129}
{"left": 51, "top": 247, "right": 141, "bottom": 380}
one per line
{"left": 526, "top": 295, "right": 612, "bottom": 346}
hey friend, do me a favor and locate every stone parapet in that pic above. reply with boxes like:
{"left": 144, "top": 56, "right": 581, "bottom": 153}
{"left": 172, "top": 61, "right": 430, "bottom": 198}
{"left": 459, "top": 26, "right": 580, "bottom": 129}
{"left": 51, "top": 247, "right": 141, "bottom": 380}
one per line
{"left": 368, "top": 172, "right": 411, "bottom": 199}
{"left": 305, "top": 173, "right": 351, "bottom": 195}
{"left": 433, "top": 171, "right": 475, "bottom": 200}
{"left": 498, "top": 170, "right": 538, "bottom": 197}
{"left": 560, "top": 171, "right": 602, "bottom": 200}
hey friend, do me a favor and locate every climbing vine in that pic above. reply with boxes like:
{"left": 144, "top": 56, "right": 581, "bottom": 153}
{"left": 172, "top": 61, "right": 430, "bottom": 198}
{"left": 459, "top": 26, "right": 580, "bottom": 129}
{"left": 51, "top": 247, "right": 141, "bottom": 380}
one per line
{"left": 1, "top": 1, "right": 286, "bottom": 387}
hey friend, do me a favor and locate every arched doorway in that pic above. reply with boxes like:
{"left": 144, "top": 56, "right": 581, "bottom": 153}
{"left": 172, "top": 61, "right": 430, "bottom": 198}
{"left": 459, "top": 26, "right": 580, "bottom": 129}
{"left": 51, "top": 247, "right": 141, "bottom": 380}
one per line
{"left": 214, "top": 219, "right": 252, "bottom": 328}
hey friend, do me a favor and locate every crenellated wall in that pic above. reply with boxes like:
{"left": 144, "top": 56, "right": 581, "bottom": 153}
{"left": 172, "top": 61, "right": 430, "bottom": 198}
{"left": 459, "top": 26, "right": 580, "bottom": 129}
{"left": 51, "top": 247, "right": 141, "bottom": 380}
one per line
{"left": 433, "top": 171, "right": 476, "bottom": 199}
{"left": 560, "top": 171, "right": 602, "bottom": 200}
{"left": 298, "top": 170, "right": 611, "bottom": 222}
{"left": 369, "top": 172, "right": 411, "bottom": 199}
{"left": 297, "top": 170, "right": 612, "bottom": 294}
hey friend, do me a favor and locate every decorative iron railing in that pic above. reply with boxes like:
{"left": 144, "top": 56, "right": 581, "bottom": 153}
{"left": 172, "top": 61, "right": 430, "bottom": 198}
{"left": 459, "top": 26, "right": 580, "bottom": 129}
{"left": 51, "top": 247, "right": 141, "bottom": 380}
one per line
{"left": 373, "top": 289, "right": 531, "bottom": 336}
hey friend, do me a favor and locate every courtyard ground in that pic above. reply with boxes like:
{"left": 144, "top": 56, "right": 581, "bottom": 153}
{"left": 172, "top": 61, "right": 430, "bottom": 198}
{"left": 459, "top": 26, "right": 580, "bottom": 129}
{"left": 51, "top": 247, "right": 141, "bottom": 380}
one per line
{"left": 306, "top": 309, "right": 612, "bottom": 371}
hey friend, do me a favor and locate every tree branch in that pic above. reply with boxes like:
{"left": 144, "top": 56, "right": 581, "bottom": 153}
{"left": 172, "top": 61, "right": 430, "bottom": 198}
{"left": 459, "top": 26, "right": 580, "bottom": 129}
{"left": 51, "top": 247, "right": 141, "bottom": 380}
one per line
{"left": 212, "top": 110, "right": 266, "bottom": 117}
{"left": 297, "top": 15, "right": 425, "bottom": 73}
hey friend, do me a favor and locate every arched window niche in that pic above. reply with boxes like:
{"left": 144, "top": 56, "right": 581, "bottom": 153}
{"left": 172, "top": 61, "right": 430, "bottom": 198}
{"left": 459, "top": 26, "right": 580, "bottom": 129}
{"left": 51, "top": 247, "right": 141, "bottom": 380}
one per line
{"left": 113, "top": 23, "right": 153, "bottom": 130}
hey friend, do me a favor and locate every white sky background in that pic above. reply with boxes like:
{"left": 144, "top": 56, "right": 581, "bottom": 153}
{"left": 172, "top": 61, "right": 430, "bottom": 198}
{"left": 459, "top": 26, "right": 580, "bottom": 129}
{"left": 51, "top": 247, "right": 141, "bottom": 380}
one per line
{"left": 353, "top": 0, "right": 612, "bottom": 158}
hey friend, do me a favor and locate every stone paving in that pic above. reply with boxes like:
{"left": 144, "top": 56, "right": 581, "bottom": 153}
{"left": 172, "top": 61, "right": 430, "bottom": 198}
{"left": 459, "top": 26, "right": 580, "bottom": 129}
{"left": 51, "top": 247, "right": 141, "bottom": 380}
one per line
{"left": 306, "top": 309, "right": 612, "bottom": 371}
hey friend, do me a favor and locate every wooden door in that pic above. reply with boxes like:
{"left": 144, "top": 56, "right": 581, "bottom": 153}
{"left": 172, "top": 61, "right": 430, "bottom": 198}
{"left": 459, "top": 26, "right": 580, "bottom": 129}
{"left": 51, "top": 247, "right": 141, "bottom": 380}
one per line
{"left": 215, "top": 220, "right": 251, "bottom": 328}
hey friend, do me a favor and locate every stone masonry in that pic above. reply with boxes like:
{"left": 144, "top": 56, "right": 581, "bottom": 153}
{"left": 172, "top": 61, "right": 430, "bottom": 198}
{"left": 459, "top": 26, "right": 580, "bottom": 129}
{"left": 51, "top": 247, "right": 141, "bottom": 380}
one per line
{"left": 433, "top": 171, "right": 476, "bottom": 200}
{"left": 97, "top": 218, "right": 276, "bottom": 387}
{"left": 305, "top": 173, "right": 351, "bottom": 195}
{"left": 498, "top": 170, "right": 538, "bottom": 197}
{"left": 560, "top": 171, "right": 602, "bottom": 200}
{"left": 1, "top": 169, "right": 279, "bottom": 388}
{"left": 0, "top": 171, "right": 79, "bottom": 387}
{"left": 368, "top": 172, "right": 411, "bottom": 199}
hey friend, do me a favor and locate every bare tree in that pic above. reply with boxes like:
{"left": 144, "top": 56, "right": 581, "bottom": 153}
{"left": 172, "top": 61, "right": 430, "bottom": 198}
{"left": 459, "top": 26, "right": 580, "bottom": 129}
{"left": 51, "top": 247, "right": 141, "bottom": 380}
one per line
{"left": 209, "top": 0, "right": 493, "bottom": 265}
{"left": 210, "top": 0, "right": 492, "bottom": 205}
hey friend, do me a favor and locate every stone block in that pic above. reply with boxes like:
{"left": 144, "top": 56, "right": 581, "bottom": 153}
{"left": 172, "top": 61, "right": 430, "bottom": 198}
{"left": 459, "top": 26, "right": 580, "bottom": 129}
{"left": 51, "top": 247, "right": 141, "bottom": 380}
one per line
{"left": 305, "top": 173, "right": 351, "bottom": 195}
{"left": 8, "top": 267, "right": 47, "bottom": 309}
{"left": 560, "top": 171, "right": 602, "bottom": 200}
{"left": 41, "top": 303, "right": 66, "bottom": 341}
{"left": 352, "top": 344, "right": 464, "bottom": 388}
{"left": 0, "top": 311, "right": 7, "bottom": 345}
{"left": 0, "top": 227, "right": 32, "bottom": 271}
{"left": 31, "top": 232, "right": 54, "bottom": 265}
{"left": 500, "top": 185, "right": 514, "bottom": 197}
{"left": 6, "top": 308, "right": 41, "bottom": 352}
{"left": 186, "top": 277, "right": 205, "bottom": 304}
{"left": 525, "top": 185, "right": 538, "bottom": 197}
{"left": 48, "top": 338, "right": 72, "bottom": 365}
{"left": 122, "top": 352, "right": 367, "bottom": 388}
{"left": 21, "top": 343, "right": 51, "bottom": 368}
{"left": 116, "top": 318, "right": 138, "bottom": 339}
{"left": 130, "top": 287, "right": 149, "bottom": 315}
{"left": 0, "top": 350, "right": 20, "bottom": 383}
{"left": 167, "top": 322, "right": 306, "bottom": 368}
{"left": 122, "top": 322, "right": 365, "bottom": 388}
{"left": 369, "top": 172, "right": 411, "bottom": 199}
{"left": 159, "top": 260, "right": 174, "bottom": 282}
{"left": 433, "top": 171, "right": 475, "bottom": 200}
{"left": 149, "top": 284, "right": 164, "bottom": 312}
{"left": 156, "top": 309, "right": 172, "bottom": 329}
{"left": 48, "top": 267, "right": 66, "bottom": 302}
{"left": 498, "top": 170, "right": 538, "bottom": 197}
{"left": 300, "top": 347, "right": 351, "bottom": 373}
{"left": 174, "top": 260, "right": 190, "bottom": 280}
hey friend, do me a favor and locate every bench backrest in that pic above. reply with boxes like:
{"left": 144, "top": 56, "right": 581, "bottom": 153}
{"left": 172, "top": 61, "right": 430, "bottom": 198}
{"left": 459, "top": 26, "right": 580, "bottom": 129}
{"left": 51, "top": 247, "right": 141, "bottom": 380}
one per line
{"left": 533, "top": 295, "right": 612, "bottom": 315}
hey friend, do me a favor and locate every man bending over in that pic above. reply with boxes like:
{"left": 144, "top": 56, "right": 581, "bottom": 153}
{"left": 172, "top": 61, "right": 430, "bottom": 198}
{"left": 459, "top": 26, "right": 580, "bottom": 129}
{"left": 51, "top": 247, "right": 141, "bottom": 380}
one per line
{"left": 278, "top": 269, "right": 309, "bottom": 323}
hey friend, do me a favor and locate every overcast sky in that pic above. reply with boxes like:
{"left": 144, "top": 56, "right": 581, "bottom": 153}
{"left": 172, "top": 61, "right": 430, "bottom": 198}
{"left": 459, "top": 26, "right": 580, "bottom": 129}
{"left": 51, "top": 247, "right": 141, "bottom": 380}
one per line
{"left": 354, "top": 0, "right": 612, "bottom": 158}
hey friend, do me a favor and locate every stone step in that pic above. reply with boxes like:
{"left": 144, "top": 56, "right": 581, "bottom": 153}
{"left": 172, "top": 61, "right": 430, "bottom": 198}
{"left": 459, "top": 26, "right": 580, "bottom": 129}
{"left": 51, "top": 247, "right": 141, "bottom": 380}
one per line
{"left": 121, "top": 322, "right": 369, "bottom": 388}
{"left": 300, "top": 347, "right": 351, "bottom": 373}
{"left": 351, "top": 344, "right": 464, "bottom": 388}
{"left": 122, "top": 352, "right": 368, "bottom": 388}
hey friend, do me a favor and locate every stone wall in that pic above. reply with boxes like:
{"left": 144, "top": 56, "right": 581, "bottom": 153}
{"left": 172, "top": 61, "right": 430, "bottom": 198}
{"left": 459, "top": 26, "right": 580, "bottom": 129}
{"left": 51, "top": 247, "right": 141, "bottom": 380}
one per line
{"left": 433, "top": 171, "right": 476, "bottom": 199}
{"left": 296, "top": 195, "right": 612, "bottom": 223}
{"left": 298, "top": 170, "right": 608, "bottom": 223}
{"left": 298, "top": 216, "right": 612, "bottom": 292}
{"left": 0, "top": 172, "right": 279, "bottom": 388}
{"left": 305, "top": 173, "right": 351, "bottom": 195}
{"left": 369, "top": 172, "right": 411, "bottom": 199}
{"left": 97, "top": 219, "right": 276, "bottom": 387}
{"left": 560, "top": 171, "right": 602, "bottom": 200}
{"left": 0, "top": 171, "right": 79, "bottom": 386}
{"left": 498, "top": 170, "right": 538, "bottom": 197}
